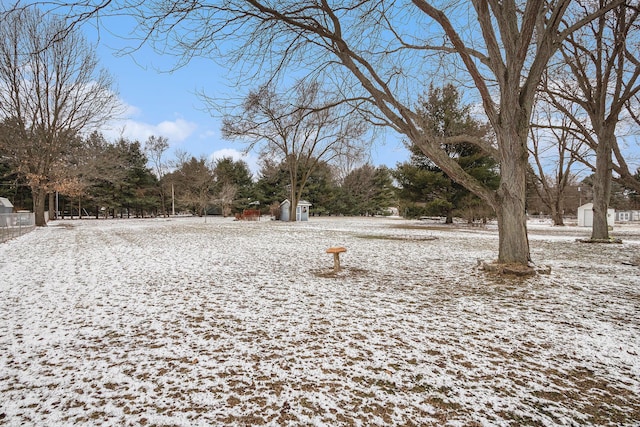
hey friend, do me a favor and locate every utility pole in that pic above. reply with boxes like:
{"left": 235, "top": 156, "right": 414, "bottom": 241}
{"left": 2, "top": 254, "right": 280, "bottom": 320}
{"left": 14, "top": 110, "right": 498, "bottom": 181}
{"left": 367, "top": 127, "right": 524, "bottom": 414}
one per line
{"left": 172, "top": 183, "right": 175, "bottom": 216}
{"left": 578, "top": 186, "right": 581, "bottom": 207}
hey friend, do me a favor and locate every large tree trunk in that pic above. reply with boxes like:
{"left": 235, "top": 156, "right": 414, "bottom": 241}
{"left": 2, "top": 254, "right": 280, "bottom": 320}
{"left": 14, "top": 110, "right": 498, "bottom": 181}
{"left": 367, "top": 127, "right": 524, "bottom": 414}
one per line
{"left": 33, "top": 188, "right": 47, "bottom": 226}
{"left": 591, "top": 134, "right": 613, "bottom": 240}
{"left": 551, "top": 208, "right": 565, "bottom": 226}
{"left": 496, "top": 187, "right": 530, "bottom": 265}
{"left": 289, "top": 192, "right": 298, "bottom": 222}
{"left": 289, "top": 166, "right": 298, "bottom": 222}
{"left": 551, "top": 196, "right": 565, "bottom": 226}
{"left": 495, "top": 127, "right": 531, "bottom": 265}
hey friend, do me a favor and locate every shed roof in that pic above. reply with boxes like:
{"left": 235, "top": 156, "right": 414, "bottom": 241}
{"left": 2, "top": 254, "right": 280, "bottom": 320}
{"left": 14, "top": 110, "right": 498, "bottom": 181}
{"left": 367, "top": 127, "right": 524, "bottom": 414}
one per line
{"left": 578, "top": 203, "right": 614, "bottom": 212}
{"left": 0, "top": 197, "right": 14, "bottom": 208}
{"left": 280, "top": 199, "right": 312, "bottom": 207}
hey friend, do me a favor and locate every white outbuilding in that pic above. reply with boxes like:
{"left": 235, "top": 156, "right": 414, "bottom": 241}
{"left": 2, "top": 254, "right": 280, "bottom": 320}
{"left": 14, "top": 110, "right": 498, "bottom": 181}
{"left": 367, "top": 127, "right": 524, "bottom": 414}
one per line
{"left": 280, "top": 199, "right": 312, "bottom": 221}
{"left": 0, "top": 197, "right": 13, "bottom": 214}
{"left": 577, "top": 203, "right": 615, "bottom": 227}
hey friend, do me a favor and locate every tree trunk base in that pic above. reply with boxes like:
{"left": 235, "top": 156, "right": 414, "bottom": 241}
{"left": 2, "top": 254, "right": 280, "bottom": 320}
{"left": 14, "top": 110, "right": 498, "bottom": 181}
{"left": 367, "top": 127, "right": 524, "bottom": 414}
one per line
{"left": 478, "top": 260, "right": 551, "bottom": 276}
{"left": 576, "top": 238, "right": 622, "bottom": 244}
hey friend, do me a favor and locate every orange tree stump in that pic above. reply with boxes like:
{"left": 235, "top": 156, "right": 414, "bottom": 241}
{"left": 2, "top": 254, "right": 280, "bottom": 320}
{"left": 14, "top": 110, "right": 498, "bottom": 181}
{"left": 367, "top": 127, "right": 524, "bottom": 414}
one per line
{"left": 326, "top": 247, "right": 347, "bottom": 271}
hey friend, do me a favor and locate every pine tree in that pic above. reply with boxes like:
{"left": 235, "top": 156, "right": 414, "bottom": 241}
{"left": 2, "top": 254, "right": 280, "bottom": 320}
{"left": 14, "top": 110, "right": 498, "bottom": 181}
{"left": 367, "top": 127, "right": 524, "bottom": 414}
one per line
{"left": 394, "top": 84, "right": 499, "bottom": 222}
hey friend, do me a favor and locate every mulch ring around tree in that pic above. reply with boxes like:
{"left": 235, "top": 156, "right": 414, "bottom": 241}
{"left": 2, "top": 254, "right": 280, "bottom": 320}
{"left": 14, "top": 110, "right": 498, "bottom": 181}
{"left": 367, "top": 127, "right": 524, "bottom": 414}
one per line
{"left": 576, "top": 237, "right": 623, "bottom": 244}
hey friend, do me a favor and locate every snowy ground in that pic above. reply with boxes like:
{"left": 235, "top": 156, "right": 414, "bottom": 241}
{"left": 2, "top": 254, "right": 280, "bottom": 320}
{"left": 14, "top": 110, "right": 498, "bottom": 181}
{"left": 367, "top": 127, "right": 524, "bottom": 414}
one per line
{"left": 0, "top": 216, "right": 639, "bottom": 426}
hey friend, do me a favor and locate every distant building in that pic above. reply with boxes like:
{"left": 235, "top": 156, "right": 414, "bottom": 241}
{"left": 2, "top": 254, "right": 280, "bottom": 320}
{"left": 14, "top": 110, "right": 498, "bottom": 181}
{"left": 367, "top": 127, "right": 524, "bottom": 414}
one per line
{"left": 0, "top": 197, "right": 14, "bottom": 214}
{"left": 615, "top": 210, "right": 640, "bottom": 222}
{"left": 280, "top": 199, "right": 312, "bottom": 221}
{"left": 577, "top": 203, "right": 615, "bottom": 227}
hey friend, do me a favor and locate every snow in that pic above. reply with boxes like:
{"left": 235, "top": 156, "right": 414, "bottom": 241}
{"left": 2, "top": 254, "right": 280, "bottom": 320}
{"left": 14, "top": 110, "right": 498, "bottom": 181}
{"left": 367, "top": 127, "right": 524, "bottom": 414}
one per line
{"left": 0, "top": 216, "right": 639, "bottom": 426}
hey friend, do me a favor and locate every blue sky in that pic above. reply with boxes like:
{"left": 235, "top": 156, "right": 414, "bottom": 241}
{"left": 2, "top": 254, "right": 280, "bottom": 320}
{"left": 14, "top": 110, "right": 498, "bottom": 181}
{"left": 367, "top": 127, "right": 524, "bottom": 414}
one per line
{"left": 85, "top": 18, "right": 409, "bottom": 176}
{"left": 84, "top": 14, "right": 639, "bottom": 180}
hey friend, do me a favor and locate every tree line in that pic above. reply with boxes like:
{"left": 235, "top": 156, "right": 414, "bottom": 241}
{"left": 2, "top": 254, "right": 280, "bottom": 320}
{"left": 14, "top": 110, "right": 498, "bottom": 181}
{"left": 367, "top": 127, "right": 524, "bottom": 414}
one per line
{"left": 3, "top": 83, "right": 636, "bottom": 222}
{"left": 2, "top": 1, "right": 640, "bottom": 273}
{"left": 0, "top": 129, "right": 397, "bottom": 219}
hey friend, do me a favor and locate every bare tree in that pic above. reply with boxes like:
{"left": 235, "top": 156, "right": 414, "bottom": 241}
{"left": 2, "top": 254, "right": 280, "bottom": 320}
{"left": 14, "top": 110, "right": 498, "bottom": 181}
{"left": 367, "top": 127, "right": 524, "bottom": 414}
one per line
{"left": 144, "top": 135, "right": 170, "bottom": 217}
{"left": 332, "top": 142, "right": 370, "bottom": 182}
{"left": 542, "top": 1, "right": 640, "bottom": 240}
{"left": 0, "top": 5, "right": 121, "bottom": 226}
{"left": 173, "top": 156, "right": 215, "bottom": 218}
{"left": 221, "top": 80, "right": 367, "bottom": 221}
{"left": 136, "top": 0, "right": 619, "bottom": 267}
{"left": 211, "top": 157, "right": 253, "bottom": 216}
{"left": 30, "top": 0, "right": 621, "bottom": 268}
{"left": 216, "top": 183, "right": 237, "bottom": 217}
{"left": 529, "top": 99, "right": 586, "bottom": 225}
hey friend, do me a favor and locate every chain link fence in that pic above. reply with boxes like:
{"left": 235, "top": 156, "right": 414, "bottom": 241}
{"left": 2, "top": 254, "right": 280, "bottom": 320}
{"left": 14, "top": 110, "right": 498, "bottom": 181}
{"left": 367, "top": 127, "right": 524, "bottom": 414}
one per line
{"left": 0, "top": 212, "right": 36, "bottom": 243}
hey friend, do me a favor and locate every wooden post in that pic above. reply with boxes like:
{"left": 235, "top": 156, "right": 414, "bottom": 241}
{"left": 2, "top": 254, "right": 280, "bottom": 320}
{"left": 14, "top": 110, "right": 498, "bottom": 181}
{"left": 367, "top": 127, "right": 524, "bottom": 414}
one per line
{"left": 326, "top": 247, "right": 347, "bottom": 272}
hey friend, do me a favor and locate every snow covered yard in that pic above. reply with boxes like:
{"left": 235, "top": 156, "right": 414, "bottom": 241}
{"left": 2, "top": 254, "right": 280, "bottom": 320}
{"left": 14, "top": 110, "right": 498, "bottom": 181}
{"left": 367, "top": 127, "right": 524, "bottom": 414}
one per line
{"left": 0, "top": 216, "right": 639, "bottom": 426}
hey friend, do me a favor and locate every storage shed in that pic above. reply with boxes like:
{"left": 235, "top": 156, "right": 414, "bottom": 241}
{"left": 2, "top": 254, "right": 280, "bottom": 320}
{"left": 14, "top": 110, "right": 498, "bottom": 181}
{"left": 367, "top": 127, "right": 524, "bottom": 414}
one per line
{"left": 0, "top": 197, "right": 14, "bottom": 214}
{"left": 615, "top": 210, "right": 640, "bottom": 222}
{"left": 577, "top": 203, "right": 615, "bottom": 227}
{"left": 280, "top": 199, "right": 312, "bottom": 221}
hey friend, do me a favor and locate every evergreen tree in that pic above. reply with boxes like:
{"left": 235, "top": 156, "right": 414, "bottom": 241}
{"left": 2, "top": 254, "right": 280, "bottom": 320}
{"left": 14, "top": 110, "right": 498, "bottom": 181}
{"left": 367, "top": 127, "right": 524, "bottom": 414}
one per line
{"left": 116, "top": 140, "right": 158, "bottom": 217}
{"left": 393, "top": 84, "right": 498, "bottom": 222}
{"left": 299, "top": 161, "right": 336, "bottom": 216}
{"left": 339, "top": 165, "right": 396, "bottom": 216}
{"left": 212, "top": 157, "right": 255, "bottom": 214}
{"left": 83, "top": 137, "right": 158, "bottom": 218}
{"left": 254, "top": 158, "right": 339, "bottom": 216}
{"left": 254, "top": 159, "right": 289, "bottom": 212}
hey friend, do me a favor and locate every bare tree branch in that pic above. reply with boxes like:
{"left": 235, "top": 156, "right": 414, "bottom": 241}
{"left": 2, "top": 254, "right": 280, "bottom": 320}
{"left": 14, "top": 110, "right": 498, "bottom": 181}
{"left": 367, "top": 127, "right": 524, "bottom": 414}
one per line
{"left": 0, "top": 5, "right": 122, "bottom": 225}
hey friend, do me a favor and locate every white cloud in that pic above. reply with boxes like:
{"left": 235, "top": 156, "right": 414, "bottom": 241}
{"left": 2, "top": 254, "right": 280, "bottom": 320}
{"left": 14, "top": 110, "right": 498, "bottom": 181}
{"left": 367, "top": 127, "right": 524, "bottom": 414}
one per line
{"left": 199, "top": 129, "right": 219, "bottom": 139}
{"left": 103, "top": 106, "right": 198, "bottom": 144}
{"left": 155, "top": 119, "right": 198, "bottom": 141}
{"left": 122, "top": 101, "right": 142, "bottom": 118}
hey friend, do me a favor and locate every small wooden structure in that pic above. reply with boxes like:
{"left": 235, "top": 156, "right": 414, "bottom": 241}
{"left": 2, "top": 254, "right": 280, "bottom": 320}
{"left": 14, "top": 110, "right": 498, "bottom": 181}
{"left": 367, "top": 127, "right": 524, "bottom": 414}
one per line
{"left": 0, "top": 197, "right": 13, "bottom": 214}
{"left": 235, "top": 209, "right": 261, "bottom": 221}
{"left": 280, "top": 199, "right": 312, "bottom": 221}
{"left": 326, "top": 246, "right": 347, "bottom": 271}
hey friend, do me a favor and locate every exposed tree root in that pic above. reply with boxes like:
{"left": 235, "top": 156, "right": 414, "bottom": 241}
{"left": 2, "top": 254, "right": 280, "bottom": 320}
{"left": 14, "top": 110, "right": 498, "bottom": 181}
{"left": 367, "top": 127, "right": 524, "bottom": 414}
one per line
{"left": 477, "top": 260, "right": 551, "bottom": 276}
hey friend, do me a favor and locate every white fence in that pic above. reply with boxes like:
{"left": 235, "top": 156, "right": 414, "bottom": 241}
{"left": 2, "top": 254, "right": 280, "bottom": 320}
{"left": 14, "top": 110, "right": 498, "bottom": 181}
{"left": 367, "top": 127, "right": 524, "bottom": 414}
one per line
{"left": 0, "top": 212, "right": 36, "bottom": 243}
